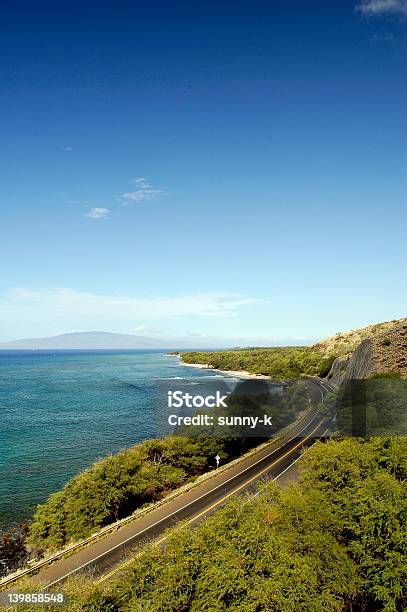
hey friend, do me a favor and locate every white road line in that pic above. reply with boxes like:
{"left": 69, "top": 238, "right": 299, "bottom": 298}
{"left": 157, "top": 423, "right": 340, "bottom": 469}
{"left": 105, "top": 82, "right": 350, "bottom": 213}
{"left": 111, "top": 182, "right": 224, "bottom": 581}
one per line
{"left": 273, "top": 426, "right": 329, "bottom": 481}
{"left": 248, "top": 424, "right": 329, "bottom": 501}
{"left": 45, "top": 384, "right": 327, "bottom": 588}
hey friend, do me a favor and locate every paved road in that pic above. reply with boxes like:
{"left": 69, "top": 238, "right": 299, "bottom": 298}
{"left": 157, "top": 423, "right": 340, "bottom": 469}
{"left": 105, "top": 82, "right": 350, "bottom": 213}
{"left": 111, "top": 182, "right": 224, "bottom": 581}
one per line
{"left": 4, "top": 378, "right": 335, "bottom": 589}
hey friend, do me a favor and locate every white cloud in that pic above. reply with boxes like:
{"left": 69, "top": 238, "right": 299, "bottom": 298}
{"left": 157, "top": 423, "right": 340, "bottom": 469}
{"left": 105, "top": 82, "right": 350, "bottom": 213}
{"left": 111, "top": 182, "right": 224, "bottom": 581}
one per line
{"left": 356, "top": 0, "right": 407, "bottom": 15}
{"left": 184, "top": 331, "right": 209, "bottom": 338}
{"left": 120, "top": 177, "right": 166, "bottom": 206}
{"left": 371, "top": 30, "right": 396, "bottom": 41}
{"left": 133, "top": 324, "right": 149, "bottom": 332}
{"left": 61, "top": 146, "right": 73, "bottom": 151}
{"left": 133, "top": 324, "right": 163, "bottom": 334}
{"left": 85, "top": 207, "right": 109, "bottom": 219}
{"left": 0, "top": 288, "right": 262, "bottom": 336}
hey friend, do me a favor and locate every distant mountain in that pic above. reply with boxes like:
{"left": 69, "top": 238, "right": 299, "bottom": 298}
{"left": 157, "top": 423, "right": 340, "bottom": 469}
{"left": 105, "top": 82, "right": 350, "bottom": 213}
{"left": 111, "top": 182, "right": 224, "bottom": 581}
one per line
{"left": 0, "top": 331, "right": 312, "bottom": 351}
{"left": 0, "top": 331, "right": 177, "bottom": 350}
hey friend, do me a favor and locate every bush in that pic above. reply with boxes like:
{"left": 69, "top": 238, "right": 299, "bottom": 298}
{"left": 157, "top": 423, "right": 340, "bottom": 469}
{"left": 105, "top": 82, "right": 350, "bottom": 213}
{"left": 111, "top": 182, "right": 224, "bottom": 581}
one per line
{"left": 180, "top": 347, "right": 335, "bottom": 380}
{"left": 301, "top": 437, "right": 407, "bottom": 610}
{"left": 23, "top": 437, "right": 406, "bottom": 611}
{"left": 110, "top": 437, "right": 406, "bottom": 611}
{"left": 28, "top": 384, "right": 310, "bottom": 554}
{"left": 28, "top": 436, "right": 224, "bottom": 553}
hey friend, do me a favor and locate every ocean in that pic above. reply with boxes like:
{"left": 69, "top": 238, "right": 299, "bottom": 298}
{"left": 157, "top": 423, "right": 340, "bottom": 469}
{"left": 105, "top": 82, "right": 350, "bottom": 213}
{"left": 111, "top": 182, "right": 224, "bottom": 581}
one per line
{"left": 0, "top": 349, "right": 238, "bottom": 534}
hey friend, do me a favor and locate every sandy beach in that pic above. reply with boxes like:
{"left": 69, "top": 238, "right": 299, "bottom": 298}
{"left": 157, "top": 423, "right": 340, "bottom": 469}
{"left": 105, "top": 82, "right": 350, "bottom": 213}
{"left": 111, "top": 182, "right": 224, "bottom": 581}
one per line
{"left": 176, "top": 358, "right": 274, "bottom": 380}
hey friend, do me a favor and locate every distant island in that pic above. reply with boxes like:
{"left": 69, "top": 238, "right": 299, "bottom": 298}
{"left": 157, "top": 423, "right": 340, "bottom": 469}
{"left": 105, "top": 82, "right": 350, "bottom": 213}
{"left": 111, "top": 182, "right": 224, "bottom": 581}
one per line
{"left": 0, "top": 331, "right": 211, "bottom": 350}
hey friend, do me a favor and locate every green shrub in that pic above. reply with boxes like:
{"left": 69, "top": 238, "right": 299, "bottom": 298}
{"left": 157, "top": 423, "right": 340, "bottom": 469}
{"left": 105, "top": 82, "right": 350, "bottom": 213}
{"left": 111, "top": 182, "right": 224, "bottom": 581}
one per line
{"left": 107, "top": 437, "right": 406, "bottom": 611}
{"left": 24, "top": 437, "right": 406, "bottom": 611}
{"left": 370, "top": 371, "right": 401, "bottom": 379}
{"left": 28, "top": 384, "right": 310, "bottom": 554}
{"left": 181, "top": 347, "right": 335, "bottom": 380}
{"left": 28, "top": 436, "right": 224, "bottom": 553}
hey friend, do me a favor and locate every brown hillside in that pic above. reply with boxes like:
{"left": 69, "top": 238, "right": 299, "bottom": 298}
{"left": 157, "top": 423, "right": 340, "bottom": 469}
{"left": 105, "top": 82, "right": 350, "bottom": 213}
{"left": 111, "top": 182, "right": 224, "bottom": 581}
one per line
{"left": 370, "top": 319, "right": 407, "bottom": 378}
{"left": 313, "top": 318, "right": 407, "bottom": 357}
{"left": 314, "top": 317, "right": 407, "bottom": 381}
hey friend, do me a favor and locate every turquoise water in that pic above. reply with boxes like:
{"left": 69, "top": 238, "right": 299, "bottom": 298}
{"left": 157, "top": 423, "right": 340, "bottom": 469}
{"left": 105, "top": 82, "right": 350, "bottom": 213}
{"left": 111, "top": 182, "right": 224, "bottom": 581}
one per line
{"left": 0, "top": 350, "right": 236, "bottom": 533}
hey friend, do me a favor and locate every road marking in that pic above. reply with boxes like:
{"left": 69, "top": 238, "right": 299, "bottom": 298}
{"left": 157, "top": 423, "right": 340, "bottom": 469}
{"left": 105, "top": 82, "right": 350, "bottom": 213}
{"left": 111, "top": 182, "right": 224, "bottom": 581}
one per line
{"left": 5, "top": 380, "right": 327, "bottom": 591}
{"left": 2, "top": 379, "right": 332, "bottom": 590}
{"left": 97, "top": 418, "right": 324, "bottom": 585}
{"left": 273, "top": 426, "right": 329, "bottom": 481}
{"left": 250, "top": 425, "right": 330, "bottom": 500}
{"left": 44, "top": 402, "right": 324, "bottom": 588}
{"left": 1, "top": 380, "right": 320, "bottom": 590}
{"left": 35, "top": 379, "right": 330, "bottom": 590}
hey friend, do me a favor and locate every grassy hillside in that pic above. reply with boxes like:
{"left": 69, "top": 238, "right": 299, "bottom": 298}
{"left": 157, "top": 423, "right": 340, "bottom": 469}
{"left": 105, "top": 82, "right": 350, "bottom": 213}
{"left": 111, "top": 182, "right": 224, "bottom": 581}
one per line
{"left": 180, "top": 347, "right": 335, "bottom": 380}
{"left": 314, "top": 317, "right": 407, "bottom": 380}
{"left": 16, "top": 437, "right": 407, "bottom": 611}
{"left": 25, "top": 383, "right": 309, "bottom": 556}
{"left": 313, "top": 317, "right": 407, "bottom": 358}
{"left": 180, "top": 317, "right": 407, "bottom": 381}
{"left": 114, "top": 438, "right": 406, "bottom": 611}
{"left": 27, "top": 436, "right": 223, "bottom": 554}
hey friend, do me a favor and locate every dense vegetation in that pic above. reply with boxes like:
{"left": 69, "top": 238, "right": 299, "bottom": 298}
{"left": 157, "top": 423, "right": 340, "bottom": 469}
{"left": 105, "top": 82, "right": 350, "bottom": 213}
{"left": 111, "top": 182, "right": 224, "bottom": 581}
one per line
{"left": 27, "top": 436, "right": 223, "bottom": 554}
{"left": 27, "top": 383, "right": 310, "bottom": 555}
{"left": 16, "top": 437, "right": 407, "bottom": 611}
{"left": 180, "top": 347, "right": 335, "bottom": 380}
{"left": 107, "top": 437, "right": 406, "bottom": 611}
{"left": 320, "top": 377, "right": 407, "bottom": 437}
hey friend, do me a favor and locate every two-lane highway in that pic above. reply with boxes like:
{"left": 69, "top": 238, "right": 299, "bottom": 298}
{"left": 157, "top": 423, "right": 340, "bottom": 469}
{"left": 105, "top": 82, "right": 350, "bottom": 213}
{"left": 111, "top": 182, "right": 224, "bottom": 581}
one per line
{"left": 1, "top": 378, "right": 335, "bottom": 590}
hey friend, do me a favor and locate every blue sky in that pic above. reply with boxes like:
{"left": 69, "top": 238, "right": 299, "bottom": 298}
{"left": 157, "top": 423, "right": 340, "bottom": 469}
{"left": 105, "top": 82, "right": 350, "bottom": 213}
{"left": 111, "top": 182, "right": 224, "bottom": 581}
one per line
{"left": 1, "top": 0, "right": 406, "bottom": 345}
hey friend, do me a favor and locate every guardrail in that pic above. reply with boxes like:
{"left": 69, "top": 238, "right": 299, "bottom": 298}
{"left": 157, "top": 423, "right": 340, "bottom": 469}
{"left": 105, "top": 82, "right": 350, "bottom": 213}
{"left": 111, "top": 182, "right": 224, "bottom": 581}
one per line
{"left": 0, "top": 377, "right": 333, "bottom": 588}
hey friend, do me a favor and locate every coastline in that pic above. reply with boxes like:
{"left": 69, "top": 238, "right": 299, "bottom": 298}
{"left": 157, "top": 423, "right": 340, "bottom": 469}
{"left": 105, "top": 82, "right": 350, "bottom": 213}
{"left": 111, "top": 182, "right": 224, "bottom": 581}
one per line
{"left": 175, "top": 357, "right": 273, "bottom": 381}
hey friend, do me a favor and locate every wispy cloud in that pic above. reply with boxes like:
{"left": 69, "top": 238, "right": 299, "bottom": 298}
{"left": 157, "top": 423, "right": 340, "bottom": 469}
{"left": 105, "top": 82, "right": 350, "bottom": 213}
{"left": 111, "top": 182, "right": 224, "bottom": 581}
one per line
{"left": 85, "top": 207, "right": 109, "bottom": 220}
{"left": 0, "top": 288, "right": 262, "bottom": 333}
{"left": 371, "top": 30, "right": 396, "bottom": 41}
{"left": 61, "top": 145, "right": 73, "bottom": 151}
{"left": 133, "top": 324, "right": 163, "bottom": 334}
{"left": 356, "top": 0, "right": 407, "bottom": 15}
{"left": 8, "top": 287, "right": 261, "bottom": 317}
{"left": 120, "top": 177, "right": 166, "bottom": 206}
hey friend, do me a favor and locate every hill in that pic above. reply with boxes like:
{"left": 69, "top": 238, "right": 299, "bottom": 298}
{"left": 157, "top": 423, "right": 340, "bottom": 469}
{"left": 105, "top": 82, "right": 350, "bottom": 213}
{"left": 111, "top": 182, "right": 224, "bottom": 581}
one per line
{"left": 16, "top": 437, "right": 407, "bottom": 611}
{"left": 313, "top": 317, "right": 407, "bottom": 358}
{"left": 0, "top": 331, "right": 222, "bottom": 350}
{"left": 313, "top": 317, "right": 407, "bottom": 382}
{"left": 0, "top": 331, "right": 160, "bottom": 350}
{"left": 179, "top": 317, "right": 407, "bottom": 383}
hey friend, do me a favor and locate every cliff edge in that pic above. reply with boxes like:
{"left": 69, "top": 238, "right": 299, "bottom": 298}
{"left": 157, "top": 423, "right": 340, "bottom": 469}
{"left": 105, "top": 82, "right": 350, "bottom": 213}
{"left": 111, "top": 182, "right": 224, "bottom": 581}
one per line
{"left": 313, "top": 318, "right": 407, "bottom": 385}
